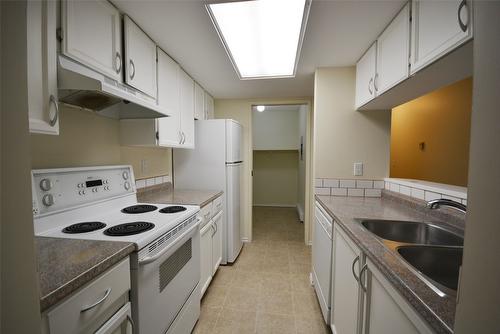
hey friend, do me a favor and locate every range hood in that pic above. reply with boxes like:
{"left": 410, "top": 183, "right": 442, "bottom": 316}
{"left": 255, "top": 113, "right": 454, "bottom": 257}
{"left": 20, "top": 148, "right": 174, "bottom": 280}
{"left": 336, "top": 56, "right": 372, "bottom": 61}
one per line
{"left": 57, "top": 55, "right": 167, "bottom": 119}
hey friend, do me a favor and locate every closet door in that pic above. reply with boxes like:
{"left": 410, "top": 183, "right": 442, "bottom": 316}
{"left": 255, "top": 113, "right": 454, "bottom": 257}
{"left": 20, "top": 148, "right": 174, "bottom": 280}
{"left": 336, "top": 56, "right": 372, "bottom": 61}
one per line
{"left": 62, "top": 0, "right": 122, "bottom": 81}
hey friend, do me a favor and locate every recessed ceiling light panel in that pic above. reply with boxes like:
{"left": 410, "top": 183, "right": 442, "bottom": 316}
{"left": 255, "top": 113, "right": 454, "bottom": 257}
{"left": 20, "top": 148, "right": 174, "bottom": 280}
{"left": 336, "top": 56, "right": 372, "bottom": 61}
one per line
{"left": 207, "top": 0, "right": 311, "bottom": 80}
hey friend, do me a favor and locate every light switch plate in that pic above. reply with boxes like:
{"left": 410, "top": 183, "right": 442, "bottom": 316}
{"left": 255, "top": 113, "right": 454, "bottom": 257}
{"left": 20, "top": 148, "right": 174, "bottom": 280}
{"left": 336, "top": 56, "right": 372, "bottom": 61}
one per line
{"left": 354, "top": 162, "right": 363, "bottom": 176}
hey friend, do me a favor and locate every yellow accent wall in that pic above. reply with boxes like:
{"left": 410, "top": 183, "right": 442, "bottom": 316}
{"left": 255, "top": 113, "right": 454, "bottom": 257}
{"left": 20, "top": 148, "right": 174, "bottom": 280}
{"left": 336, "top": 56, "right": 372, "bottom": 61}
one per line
{"left": 253, "top": 150, "right": 299, "bottom": 206}
{"left": 390, "top": 77, "right": 472, "bottom": 187}
{"left": 30, "top": 106, "right": 171, "bottom": 180}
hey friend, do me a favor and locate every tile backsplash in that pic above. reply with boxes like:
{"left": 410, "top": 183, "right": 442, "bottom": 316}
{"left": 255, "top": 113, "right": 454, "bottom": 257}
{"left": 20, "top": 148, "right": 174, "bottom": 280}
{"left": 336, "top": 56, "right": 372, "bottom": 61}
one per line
{"left": 315, "top": 178, "right": 384, "bottom": 197}
{"left": 135, "top": 174, "right": 172, "bottom": 189}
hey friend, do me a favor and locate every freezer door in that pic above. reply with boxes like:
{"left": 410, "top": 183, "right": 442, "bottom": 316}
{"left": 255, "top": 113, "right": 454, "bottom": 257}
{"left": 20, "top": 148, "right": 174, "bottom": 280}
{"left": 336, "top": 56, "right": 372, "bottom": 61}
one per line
{"left": 226, "top": 163, "right": 243, "bottom": 263}
{"left": 226, "top": 120, "right": 242, "bottom": 163}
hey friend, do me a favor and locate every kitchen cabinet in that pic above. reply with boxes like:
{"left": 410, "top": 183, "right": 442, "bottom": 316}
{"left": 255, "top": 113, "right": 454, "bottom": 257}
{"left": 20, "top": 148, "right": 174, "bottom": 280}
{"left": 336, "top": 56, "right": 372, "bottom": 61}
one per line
{"left": 61, "top": 0, "right": 122, "bottom": 82}
{"left": 41, "top": 258, "right": 132, "bottom": 334}
{"left": 363, "top": 259, "right": 434, "bottom": 334}
{"left": 375, "top": 3, "right": 410, "bottom": 95}
{"left": 330, "top": 224, "right": 364, "bottom": 334}
{"left": 179, "top": 69, "right": 195, "bottom": 148}
{"left": 194, "top": 82, "right": 205, "bottom": 120}
{"left": 204, "top": 92, "right": 215, "bottom": 119}
{"left": 27, "top": 0, "right": 59, "bottom": 135}
{"left": 200, "top": 221, "right": 213, "bottom": 297}
{"left": 124, "top": 15, "right": 157, "bottom": 99}
{"left": 211, "top": 211, "right": 223, "bottom": 273}
{"left": 355, "top": 43, "right": 376, "bottom": 109}
{"left": 312, "top": 203, "right": 333, "bottom": 324}
{"left": 411, "top": 0, "right": 473, "bottom": 74}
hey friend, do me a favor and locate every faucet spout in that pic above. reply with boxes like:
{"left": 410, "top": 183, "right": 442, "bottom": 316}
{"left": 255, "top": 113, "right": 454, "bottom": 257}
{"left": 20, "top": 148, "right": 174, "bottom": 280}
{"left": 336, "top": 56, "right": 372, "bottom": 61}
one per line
{"left": 426, "top": 199, "right": 467, "bottom": 214}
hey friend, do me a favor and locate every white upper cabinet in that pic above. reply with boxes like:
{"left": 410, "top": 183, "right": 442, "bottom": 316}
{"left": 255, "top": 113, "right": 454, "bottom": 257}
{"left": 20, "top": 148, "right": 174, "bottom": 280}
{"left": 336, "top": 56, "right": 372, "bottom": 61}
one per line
{"left": 411, "top": 0, "right": 473, "bottom": 74}
{"left": 179, "top": 69, "right": 195, "bottom": 148}
{"left": 204, "top": 92, "right": 215, "bottom": 120}
{"left": 355, "top": 43, "right": 377, "bottom": 109}
{"left": 61, "top": 0, "right": 122, "bottom": 81}
{"left": 157, "top": 48, "right": 182, "bottom": 146}
{"left": 375, "top": 3, "right": 410, "bottom": 95}
{"left": 194, "top": 82, "right": 205, "bottom": 120}
{"left": 124, "top": 15, "right": 157, "bottom": 98}
{"left": 28, "top": 0, "right": 59, "bottom": 135}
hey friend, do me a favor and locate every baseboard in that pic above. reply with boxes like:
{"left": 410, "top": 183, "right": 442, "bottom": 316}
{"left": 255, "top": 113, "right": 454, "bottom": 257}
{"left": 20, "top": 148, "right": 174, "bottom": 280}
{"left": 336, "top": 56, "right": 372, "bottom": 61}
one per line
{"left": 253, "top": 204, "right": 296, "bottom": 208}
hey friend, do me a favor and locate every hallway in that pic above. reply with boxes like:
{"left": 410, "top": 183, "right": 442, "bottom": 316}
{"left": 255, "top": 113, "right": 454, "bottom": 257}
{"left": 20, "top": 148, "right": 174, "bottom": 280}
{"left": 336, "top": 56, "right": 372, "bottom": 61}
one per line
{"left": 193, "top": 207, "right": 329, "bottom": 334}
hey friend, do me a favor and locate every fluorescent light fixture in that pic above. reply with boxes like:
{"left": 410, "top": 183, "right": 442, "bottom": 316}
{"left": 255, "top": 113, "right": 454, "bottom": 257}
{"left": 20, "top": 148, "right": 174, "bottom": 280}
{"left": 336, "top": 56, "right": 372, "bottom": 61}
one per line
{"left": 207, "top": 0, "right": 311, "bottom": 80}
{"left": 256, "top": 105, "right": 266, "bottom": 112}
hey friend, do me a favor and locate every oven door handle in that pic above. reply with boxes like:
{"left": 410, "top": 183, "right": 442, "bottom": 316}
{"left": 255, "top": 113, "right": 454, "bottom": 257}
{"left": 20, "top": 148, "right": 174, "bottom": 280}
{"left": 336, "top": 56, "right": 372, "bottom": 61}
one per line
{"left": 138, "top": 218, "right": 201, "bottom": 266}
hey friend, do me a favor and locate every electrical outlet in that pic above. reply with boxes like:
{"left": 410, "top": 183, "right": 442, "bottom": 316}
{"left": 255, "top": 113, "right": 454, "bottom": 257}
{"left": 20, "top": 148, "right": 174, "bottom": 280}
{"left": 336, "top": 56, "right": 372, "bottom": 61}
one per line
{"left": 353, "top": 162, "right": 363, "bottom": 176}
{"left": 141, "top": 159, "right": 149, "bottom": 173}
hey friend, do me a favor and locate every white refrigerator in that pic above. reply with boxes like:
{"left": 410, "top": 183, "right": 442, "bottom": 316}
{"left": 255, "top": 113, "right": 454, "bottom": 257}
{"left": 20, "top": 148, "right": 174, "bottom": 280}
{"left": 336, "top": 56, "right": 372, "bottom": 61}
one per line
{"left": 173, "top": 119, "right": 243, "bottom": 264}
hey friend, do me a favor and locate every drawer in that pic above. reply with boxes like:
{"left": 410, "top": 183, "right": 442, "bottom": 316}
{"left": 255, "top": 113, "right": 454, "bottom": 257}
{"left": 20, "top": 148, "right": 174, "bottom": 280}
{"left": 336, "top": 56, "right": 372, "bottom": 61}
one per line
{"left": 199, "top": 201, "right": 213, "bottom": 228}
{"left": 212, "top": 195, "right": 223, "bottom": 216}
{"left": 47, "top": 258, "right": 131, "bottom": 334}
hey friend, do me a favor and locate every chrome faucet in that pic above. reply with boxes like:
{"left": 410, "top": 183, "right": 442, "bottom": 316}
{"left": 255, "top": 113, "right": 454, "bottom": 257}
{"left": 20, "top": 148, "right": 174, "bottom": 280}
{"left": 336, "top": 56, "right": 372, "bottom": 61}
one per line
{"left": 426, "top": 198, "right": 467, "bottom": 214}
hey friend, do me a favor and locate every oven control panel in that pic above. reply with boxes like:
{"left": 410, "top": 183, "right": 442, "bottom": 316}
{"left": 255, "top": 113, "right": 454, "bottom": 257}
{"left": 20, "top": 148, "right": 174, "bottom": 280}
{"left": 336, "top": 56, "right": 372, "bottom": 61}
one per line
{"left": 32, "top": 166, "right": 136, "bottom": 216}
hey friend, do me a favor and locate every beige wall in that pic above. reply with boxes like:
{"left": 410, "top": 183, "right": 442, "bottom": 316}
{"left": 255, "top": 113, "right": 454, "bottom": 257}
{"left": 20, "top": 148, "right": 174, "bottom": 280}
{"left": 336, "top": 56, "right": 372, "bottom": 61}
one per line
{"left": 215, "top": 97, "right": 313, "bottom": 243}
{"left": 455, "top": 2, "right": 500, "bottom": 332}
{"left": 314, "top": 67, "right": 391, "bottom": 179}
{"left": 391, "top": 78, "right": 472, "bottom": 187}
{"left": 253, "top": 150, "right": 299, "bottom": 206}
{"left": 30, "top": 106, "right": 172, "bottom": 180}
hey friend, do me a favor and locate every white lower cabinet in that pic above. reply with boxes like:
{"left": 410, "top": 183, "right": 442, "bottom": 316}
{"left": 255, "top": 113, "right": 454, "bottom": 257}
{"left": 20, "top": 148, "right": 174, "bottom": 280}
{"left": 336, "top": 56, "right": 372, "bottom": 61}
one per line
{"left": 330, "top": 225, "right": 435, "bottom": 334}
{"left": 211, "top": 211, "right": 223, "bottom": 273}
{"left": 200, "top": 221, "right": 213, "bottom": 296}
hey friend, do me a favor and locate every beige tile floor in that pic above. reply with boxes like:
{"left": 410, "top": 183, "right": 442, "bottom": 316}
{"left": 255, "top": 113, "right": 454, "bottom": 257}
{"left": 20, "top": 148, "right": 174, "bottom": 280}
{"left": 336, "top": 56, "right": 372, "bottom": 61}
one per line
{"left": 193, "top": 206, "right": 330, "bottom": 334}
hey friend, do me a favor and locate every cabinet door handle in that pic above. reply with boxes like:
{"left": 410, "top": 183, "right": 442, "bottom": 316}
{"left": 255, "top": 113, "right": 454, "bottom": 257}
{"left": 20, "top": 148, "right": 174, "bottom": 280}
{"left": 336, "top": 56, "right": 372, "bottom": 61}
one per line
{"left": 458, "top": 0, "right": 468, "bottom": 32}
{"left": 368, "top": 78, "right": 373, "bottom": 95}
{"left": 351, "top": 255, "right": 360, "bottom": 283}
{"left": 48, "top": 95, "right": 59, "bottom": 127}
{"left": 359, "top": 264, "right": 368, "bottom": 292}
{"left": 115, "top": 52, "right": 122, "bottom": 74}
{"left": 374, "top": 73, "right": 379, "bottom": 92}
{"left": 178, "top": 131, "right": 183, "bottom": 145}
{"left": 126, "top": 314, "right": 135, "bottom": 332}
{"left": 129, "top": 59, "right": 135, "bottom": 80}
{"left": 80, "top": 288, "right": 112, "bottom": 312}
{"left": 181, "top": 132, "right": 186, "bottom": 144}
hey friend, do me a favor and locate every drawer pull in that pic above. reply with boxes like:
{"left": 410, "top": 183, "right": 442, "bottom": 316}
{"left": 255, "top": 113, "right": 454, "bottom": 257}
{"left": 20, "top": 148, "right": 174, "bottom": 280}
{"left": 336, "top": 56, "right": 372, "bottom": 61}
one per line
{"left": 80, "top": 288, "right": 112, "bottom": 313}
{"left": 127, "top": 314, "right": 135, "bottom": 332}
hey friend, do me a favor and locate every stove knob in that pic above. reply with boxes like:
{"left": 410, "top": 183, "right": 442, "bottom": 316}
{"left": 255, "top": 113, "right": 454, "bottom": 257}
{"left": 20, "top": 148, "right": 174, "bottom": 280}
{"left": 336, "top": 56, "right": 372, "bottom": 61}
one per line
{"left": 42, "top": 194, "right": 54, "bottom": 207}
{"left": 122, "top": 171, "right": 129, "bottom": 180}
{"left": 124, "top": 181, "right": 131, "bottom": 190}
{"left": 92, "top": 188, "right": 98, "bottom": 193}
{"left": 39, "top": 179, "right": 52, "bottom": 191}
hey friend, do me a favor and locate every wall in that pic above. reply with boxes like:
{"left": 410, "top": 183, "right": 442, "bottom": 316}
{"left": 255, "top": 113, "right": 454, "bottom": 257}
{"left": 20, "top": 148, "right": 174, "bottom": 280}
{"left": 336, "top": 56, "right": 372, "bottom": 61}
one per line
{"left": 1, "top": 1, "right": 42, "bottom": 332}
{"left": 314, "top": 67, "right": 391, "bottom": 180}
{"left": 455, "top": 2, "right": 500, "bottom": 332}
{"left": 253, "top": 108, "right": 299, "bottom": 150}
{"left": 30, "top": 106, "right": 172, "bottom": 180}
{"left": 214, "top": 97, "right": 313, "bottom": 243}
{"left": 253, "top": 151, "right": 298, "bottom": 207}
{"left": 390, "top": 78, "right": 472, "bottom": 187}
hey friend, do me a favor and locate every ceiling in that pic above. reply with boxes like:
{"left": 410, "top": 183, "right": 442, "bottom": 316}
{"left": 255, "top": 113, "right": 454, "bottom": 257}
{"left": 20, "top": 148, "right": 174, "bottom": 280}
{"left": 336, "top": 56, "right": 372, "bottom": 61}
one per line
{"left": 113, "top": 0, "right": 405, "bottom": 99}
{"left": 252, "top": 105, "right": 304, "bottom": 112}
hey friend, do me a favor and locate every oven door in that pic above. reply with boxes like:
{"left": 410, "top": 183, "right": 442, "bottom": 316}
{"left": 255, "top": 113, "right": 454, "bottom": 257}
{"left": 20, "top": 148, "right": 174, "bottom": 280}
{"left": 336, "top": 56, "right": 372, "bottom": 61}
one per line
{"left": 132, "top": 221, "right": 200, "bottom": 334}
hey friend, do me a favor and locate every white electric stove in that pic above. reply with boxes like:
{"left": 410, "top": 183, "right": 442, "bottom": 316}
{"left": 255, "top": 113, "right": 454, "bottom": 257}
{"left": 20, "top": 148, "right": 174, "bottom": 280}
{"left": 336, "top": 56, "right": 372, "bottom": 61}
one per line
{"left": 32, "top": 165, "right": 201, "bottom": 334}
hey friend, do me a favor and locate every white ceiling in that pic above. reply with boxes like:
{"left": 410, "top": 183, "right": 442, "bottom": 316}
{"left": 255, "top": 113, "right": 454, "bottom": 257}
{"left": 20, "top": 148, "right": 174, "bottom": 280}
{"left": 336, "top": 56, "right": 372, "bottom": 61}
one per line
{"left": 113, "top": 0, "right": 405, "bottom": 99}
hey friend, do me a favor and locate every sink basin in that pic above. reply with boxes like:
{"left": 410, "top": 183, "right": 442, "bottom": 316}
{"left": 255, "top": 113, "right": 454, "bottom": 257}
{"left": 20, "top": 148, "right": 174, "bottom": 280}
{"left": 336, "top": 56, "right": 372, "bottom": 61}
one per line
{"left": 397, "top": 246, "right": 463, "bottom": 293}
{"left": 360, "top": 220, "right": 463, "bottom": 246}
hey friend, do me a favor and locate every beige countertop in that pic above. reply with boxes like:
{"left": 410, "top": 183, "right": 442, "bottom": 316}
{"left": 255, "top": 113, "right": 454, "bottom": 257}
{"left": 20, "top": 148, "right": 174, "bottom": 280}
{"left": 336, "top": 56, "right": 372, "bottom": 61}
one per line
{"left": 137, "top": 184, "right": 223, "bottom": 208}
{"left": 36, "top": 237, "right": 134, "bottom": 312}
{"left": 316, "top": 191, "right": 465, "bottom": 334}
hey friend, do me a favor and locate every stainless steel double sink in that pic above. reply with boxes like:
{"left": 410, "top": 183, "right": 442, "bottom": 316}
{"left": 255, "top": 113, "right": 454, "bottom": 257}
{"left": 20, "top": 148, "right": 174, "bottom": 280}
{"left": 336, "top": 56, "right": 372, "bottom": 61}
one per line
{"left": 358, "top": 219, "right": 463, "bottom": 296}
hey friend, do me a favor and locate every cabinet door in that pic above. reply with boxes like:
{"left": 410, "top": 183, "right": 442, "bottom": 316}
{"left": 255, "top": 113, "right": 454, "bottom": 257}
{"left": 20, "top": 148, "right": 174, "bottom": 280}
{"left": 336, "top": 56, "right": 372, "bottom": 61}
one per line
{"left": 62, "top": 0, "right": 122, "bottom": 81}
{"left": 200, "top": 222, "right": 213, "bottom": 297}
{"left": 355, "top": 43, "right": 377, "bottom": 109}
{"left": 27, "top": 0, "right": 59, "bottom": 135}
{"left": 194, "top": 82, "right": 205, "bottom": 120}
{"left": 204, "top": 92, "right": 215, "bottom": 120}
{"left": 211, "top": 212, "right": 223, "bottom": 274}
{"left": 157, "top": 48, "right": 182, "bottom": 147}
{"left": 179, "top": 69, "right": 195, "bottom": 148}
{"left": 331, "top": 226, "right": 363, "bottom": 334}
{"left": 376, "top": 3, "right": 410, "bottom": 95}
{"left": 363, "top": 260, "right": 433, "bottom": 334}
{"left": 411, "top": 0, "right": 473, "bottom": 74}
{"left": 124, "top": 15, "right": 157, "bottom": 98}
